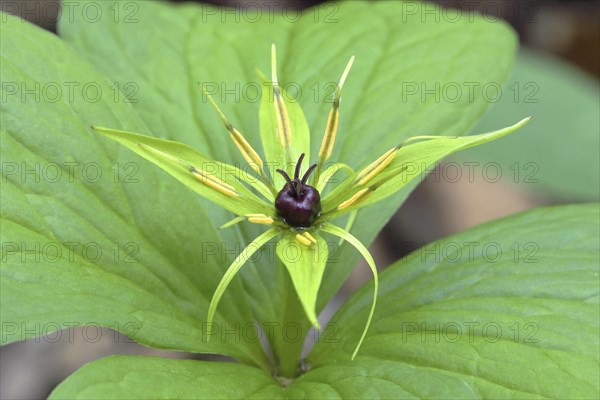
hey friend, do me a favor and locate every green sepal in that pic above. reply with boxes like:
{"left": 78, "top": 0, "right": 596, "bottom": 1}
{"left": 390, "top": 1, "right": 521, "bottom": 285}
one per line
{"left": 93, "top": 127, "right": 273, "bottom": 217}
{"left": 323, "top": 117, "right": 531, "bottom": 218}
{"left": 258, "top": 72, "right": 311, "bottom": 188}
{"left": 276, "top": 232, "right": 329, "bottom": 329}
{"left": 321, "top": 223, "right": 378, "bottom": 360}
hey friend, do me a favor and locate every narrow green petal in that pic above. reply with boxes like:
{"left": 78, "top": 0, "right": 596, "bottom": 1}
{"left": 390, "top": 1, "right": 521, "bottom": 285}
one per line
{"left": 219, "top": 216, "right": 246, "bottom": 230}
{"left": 93, "top": 126, "right": 273, "bottom": 216}
{"left": 321, "top": 223, "right": 378, "bottom": 360}
{"left": 338, "top": 210, "right": 358, "bottom": 246}
{"left": 206, "top": 228, "right": 280, "bottom": 336}
{"left": 200, "top": 84, "right": 277, "bottom": 198}
{"left": 270, "top": 44, "right": 293, "bottom": 165}
{"left": 200, "top": 85, "right": 264, "bottom": 168}
{"left": 275, "top": 233, "right": 329, "bottom": 329}
{"left": 315, "top": 56, "right": 355, "bottom": 184}
{"left": 323, "top": 117, "right": 532, "bottom": 217}
{"left": 258, "top": 49, "right": 310, "bottom": 187}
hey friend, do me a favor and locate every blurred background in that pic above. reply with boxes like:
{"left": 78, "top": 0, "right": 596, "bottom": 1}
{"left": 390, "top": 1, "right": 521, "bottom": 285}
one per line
{"left": 1, "top": 0, "right": 598, "bottom": 398}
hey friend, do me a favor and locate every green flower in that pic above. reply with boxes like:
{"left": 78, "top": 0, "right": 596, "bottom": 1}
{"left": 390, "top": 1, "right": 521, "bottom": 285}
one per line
{"left": 93, "top": 44, "right": 530, "bottom": 360}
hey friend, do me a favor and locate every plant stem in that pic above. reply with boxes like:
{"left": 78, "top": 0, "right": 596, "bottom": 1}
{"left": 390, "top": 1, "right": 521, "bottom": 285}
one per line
{"left": 272, "top": 274, "right": 310, "bottom": 379}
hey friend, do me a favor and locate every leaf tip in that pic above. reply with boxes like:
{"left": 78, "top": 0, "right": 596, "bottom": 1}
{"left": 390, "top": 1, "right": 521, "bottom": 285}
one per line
{"left": 338, "top": 55, "right": 356, "bottom": 91}
{"left": 509, "top": 116, "right": 533, "bottom": 131}
{"left": 271, "top": 44, "right": 278, "bottom": 84}
{"left": 90, "top": 125, "right": 107, "bottom": 134}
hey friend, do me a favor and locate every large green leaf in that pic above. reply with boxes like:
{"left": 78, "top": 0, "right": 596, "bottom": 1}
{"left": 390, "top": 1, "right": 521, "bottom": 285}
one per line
{"left": 50, "top": 204, "right": 599, "bottom": 398}
{"left": 310, "top": 203, "right": 600, "bottom": 398}
{"left": 49, "top": 356, "right": 281, "bottom": 399}
{"left": 59, "top": 0, "right": 519, "bottom": 332}
{"left": 0, "top": 12, "right": 267, "bottom": 368}
{"left": 455, "top": 49, "right": 600, "bottom": 200}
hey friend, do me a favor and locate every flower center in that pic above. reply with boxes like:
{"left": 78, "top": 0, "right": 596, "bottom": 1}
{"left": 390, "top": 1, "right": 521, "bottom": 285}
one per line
{"left": 274, "top": 154, "right": 321, "bottom": 228}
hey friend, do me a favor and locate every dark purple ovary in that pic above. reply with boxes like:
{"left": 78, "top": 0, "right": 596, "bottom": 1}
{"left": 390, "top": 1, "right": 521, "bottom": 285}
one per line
{"left": 275, "top": 184, "right": 321, "bottom": 228}
{"left": 274, "top": 153, "right": 321, "bottom": 228}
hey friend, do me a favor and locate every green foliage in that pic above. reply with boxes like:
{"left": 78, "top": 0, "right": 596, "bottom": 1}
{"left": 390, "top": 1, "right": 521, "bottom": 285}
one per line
{"left": 92, "top": 126, "right": 273, "bottom": 215}
{"left": 56, "top": 0, "right": 521, "bottom": 335}
{"left": 50, "top": 205, "right": 600, "bottom": 398}
{"left": 312, "top": 204, "right": 599, "bottom": 399}
{"left": 0, "top": 10, "right": 267, "bottom": 367}
{"left": 50, "top": 356, "right": 280, "bottom": 399}
{"left": 1, "top": 0, "right": 598, "bottom": 398}
{"left": 322, "top": 118, "right": 530, "bottom": 218}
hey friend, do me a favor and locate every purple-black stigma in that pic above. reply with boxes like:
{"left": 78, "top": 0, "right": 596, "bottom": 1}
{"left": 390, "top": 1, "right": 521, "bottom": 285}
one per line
{"left": 275, "top": 154, "right": 321, "bottom": 228}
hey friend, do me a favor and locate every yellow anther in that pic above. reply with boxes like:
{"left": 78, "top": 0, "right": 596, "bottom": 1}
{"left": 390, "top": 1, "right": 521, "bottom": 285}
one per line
{"left": 201, "top": 85, "right": 265, "bottom": 173}
{"left": 137, "top": 143, "right": 239, "bottom": 197}
{"left": 190, "top": 167, "right": 238, "bottom": 197}
{"left": 318, "top": 56, "right": 355, "bottom": 162}
{"left": 318, "top": 108, "right": 339, "bottom": 161}
{"left": 295, "top": 233, "right": 313, "bottom": 247}
{"left": 355, "top": 147, "right": 398, "bottom": 186}
{"left": 337, "top": 188, "right": 371, "bottom": 210}
{"left": 301, "top": 232, "right": 317, "bottom": 244}
{"left": 229, "top": 130, "right": 263, "bottom": 174}
{"left": 246, "top": 213, "right": 274, "bottom": 225}
{"left": 271, "top": 44, "right": 292, "bottom": 149}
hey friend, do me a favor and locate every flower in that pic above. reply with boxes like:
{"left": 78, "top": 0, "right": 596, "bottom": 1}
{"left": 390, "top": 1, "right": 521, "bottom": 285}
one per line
{"left": 92, "top": 44, "right": 530, "bottom": 360}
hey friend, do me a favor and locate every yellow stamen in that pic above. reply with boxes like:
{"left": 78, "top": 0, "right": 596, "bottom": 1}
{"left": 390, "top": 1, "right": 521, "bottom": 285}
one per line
{"left": 138, "top": 143, "right": 239, "bottom": 197}
{"left": 201, "top": 85, "right": 265, "bottom": 173}
{"left": 355, "top": 147, "right": 398, "bottom": 186}
{"left": 352, "top": 137, "right": 457, "bottom": 187}
{"left": 337, "top": 188, "right": 371, "bottom": 210}
{"left": 301, "top": 232, "right": 317, "bottom": 244}
{"left": 271, "top": 44, "right": 292, "bottom": 150}
{"left": 318, "top": 56, "right": 355, "bottom": 163}
{"left": 246, "top": 213, "right": 274, "bottom": 225}
{"left": 229, "top": 131, "right": 263, "bottom": 174}
{"left": 190, "top": 167, "right": 238, "bottom": 197}
{"left": 319, "top": 109, "right": 339, "bottom": 161}
{"left": 295, "top": 233, "right": 313, "bottom": 247}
